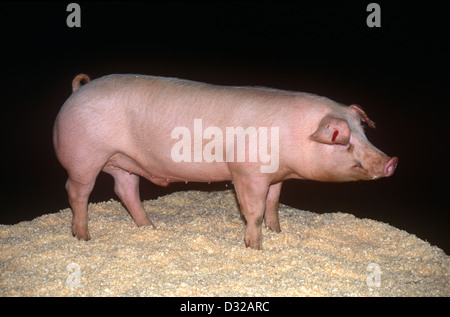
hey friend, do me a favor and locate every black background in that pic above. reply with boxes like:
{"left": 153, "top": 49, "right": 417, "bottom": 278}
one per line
{"left": 1, "top": 1, "right": 448, "bottom": 254}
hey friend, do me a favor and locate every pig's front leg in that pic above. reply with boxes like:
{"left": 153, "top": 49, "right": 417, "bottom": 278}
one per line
{"left": 264, "top": 182, "right": 282, "bottom": 233}
{"left": 233, "top": 176, "right": 270, "bottom": 250}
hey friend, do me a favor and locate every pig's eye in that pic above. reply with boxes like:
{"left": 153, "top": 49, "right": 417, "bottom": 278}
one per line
{"left": 353, "top": 160, "right": 363, "bottom": 169}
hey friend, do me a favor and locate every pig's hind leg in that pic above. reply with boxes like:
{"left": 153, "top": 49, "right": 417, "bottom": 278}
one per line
{"left": 66, "top": 176, "right": 96, "bottom": 241}
{"left": 65, "top": 162, "right": 105, "bottom": 240}
{"left": 103, "top": 165, "right": 155, "bottom": 229}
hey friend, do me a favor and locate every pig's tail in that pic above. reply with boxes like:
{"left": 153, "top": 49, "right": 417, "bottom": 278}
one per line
{"left": 72, "top": 74, "right": 91, "bottom": 92}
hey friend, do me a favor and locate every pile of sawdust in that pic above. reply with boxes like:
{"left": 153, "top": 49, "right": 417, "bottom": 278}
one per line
{"left": 1, "top": 190, "right": 448, "bottom": 296}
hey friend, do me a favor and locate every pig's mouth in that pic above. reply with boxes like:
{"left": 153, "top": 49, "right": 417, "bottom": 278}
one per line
{"left": 352, "top": 158, "right": 398, "bottom": 180}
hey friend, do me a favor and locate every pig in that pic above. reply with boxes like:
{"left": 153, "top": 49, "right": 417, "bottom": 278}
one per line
{"left": 53, "top": 73, "right": 398, "bottom": 249}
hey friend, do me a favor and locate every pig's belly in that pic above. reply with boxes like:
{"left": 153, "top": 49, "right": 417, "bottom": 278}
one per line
{"left": 103, "top": 152, "right": 232, "bottom": 186}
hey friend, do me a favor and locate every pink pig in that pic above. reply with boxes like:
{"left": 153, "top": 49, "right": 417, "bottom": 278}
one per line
{"left": 53, "top": 74, "right": 397, "bottom": 249}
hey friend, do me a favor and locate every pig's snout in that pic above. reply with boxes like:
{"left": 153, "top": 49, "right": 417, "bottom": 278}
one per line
{"left": 384, "top": 157, "right": 398, "bottom": 177}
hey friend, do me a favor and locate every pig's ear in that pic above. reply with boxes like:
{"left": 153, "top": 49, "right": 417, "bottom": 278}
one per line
{"left": 310, "top": 116, "right": 350, "bottom": 145}
{"left": 350, "top": 104, "right": 376, "bottom": 128}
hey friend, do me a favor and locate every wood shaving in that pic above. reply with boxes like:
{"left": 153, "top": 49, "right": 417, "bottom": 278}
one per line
{"left": 1, "top": 190, "right": 448, "bottom": 296}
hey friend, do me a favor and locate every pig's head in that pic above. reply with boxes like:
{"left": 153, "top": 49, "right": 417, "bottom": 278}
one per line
{"left": 308, "top": 104, "right": 398, "bottom": 182}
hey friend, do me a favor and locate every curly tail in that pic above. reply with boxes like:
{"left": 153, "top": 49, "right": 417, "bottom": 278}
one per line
{"left": 72, "top": 74, "right": 91, "bottom": 92}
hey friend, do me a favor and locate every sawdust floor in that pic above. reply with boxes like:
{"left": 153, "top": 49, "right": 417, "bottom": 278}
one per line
{"left": 1, "top": 190, "right": 448, "bottom": 296}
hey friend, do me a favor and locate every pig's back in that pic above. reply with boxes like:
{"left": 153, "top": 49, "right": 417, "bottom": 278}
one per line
{"left": 56, "top": 73, "right": 341, "bottom": 154}
{"left": 64, "top": 73, "right": 336, "bottom": 121}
